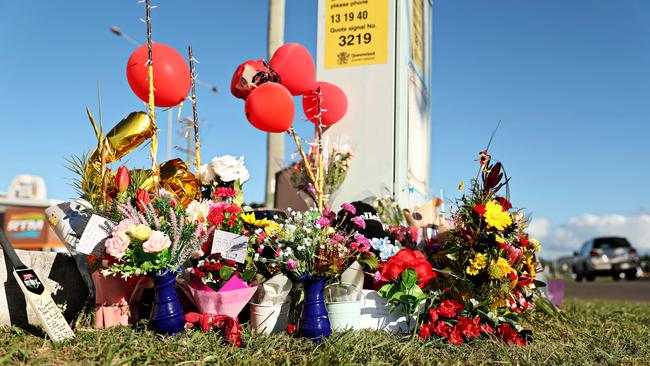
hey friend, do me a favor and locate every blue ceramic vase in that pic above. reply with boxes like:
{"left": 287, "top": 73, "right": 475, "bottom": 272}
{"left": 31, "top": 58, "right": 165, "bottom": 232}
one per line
{"left": 299, "top": 276, "right": 331, "bottom": 343}
{"left": 149, "top": 269, "right": 185, "bottom": 336}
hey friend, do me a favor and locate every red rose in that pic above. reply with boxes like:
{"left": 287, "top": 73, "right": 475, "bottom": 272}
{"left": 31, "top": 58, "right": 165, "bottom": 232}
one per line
{"left": 496, "top": 196, "right": 512, "bottom": 211}
{"left": 116, "top": 166, "right": 130, "bottom": 193}
{"left": 474, "top": 204, "right": 486, "bottom": 216}
{"left": 380, "top": 249, "right": 435, "bottom": 288}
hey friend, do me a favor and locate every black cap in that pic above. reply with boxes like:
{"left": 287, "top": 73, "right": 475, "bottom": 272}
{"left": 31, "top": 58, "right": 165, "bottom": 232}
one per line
{"left": 335, "top": 201, "right": 386, "bottom": 239}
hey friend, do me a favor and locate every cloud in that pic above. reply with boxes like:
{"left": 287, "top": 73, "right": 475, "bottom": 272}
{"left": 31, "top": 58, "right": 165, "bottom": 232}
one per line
{"left": 529, "top": 213, "right": 650, "bottom": 258}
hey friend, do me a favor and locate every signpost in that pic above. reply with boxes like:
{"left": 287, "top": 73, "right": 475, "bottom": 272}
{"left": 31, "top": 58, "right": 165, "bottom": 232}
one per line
{"left": 318, "top": 0, "right": 432, "bottom": 209}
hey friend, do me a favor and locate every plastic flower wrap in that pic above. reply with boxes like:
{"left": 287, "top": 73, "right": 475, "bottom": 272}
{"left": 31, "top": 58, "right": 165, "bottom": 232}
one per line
{"left": 185, "top": 253, "right": 257, "bottom": 318}
{"left": 246, "top": 204, "right": 378, "bottom": 280}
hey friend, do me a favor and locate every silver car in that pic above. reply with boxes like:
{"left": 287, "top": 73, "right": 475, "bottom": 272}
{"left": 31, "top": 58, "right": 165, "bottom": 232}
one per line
{"left": 572, "top": 237, "right": 639, "bottom": 281}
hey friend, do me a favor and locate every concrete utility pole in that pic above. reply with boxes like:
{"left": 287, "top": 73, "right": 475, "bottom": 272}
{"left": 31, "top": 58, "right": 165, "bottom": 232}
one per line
{"left": 265, "top": 0, "right": 286, "bottom": 208}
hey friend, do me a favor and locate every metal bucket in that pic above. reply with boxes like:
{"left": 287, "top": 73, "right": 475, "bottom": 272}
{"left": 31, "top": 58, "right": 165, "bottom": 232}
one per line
{"left": 249, "top": 302, "right": 290, "bottom": 334}
{"left": 326, "top": 300, "right": 361, "bottom": 330}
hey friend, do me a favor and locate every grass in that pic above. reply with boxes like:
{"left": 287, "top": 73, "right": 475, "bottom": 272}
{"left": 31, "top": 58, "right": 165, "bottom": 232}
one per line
{"left": 1, "top": 299, "right": 649, "bottom": 365}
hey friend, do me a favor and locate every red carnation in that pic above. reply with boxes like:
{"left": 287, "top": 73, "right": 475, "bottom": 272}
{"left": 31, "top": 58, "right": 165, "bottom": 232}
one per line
{"left": 432, "top": 321, "right": 452, "bottom": 337}
{"left": 496, "top": 323, "right": 526, "bottom": 346}
{"left": 380, "top": 249, "right": 436, "bottom": 288}
{"left": 456, "top": 316, "right": 481, "bottom": 339}
{"left": 214, "top": 187, "right": 237, "bottom": 199}
{"left": 447, "top": 328, "right": 465, "bottom": 345}
{"left": 286, "top": 323, "right": 297, "bottom": 334}
{"left": 437, "top": 300, "right": 463, "bottom": 318}
{"left": 428, "top": 308, "right": 439, "bottom": 324}
{"left": 474, "top": 204, "right": 486, "bottom": 216}
{"left": 418, "top": 323, "right": 432, "bottom": 340}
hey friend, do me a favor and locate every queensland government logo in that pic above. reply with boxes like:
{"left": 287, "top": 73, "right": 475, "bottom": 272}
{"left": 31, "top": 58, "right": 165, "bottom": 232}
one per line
{"left": 337, "top": 51, "right": 350, "bottom": 65}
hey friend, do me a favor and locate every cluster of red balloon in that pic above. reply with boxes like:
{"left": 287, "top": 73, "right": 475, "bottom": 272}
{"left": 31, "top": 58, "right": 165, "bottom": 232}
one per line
{"left": 231, "top": 43, "right": 348, "bottom": 133}
{"left": 126, "top": 43, "right": 191, "bottom": 107}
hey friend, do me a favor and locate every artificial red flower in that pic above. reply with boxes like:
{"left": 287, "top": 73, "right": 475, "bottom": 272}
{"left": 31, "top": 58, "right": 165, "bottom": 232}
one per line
{"left": 116, "top": 166, "right": 130, "bottom": 193}
{"left": 481, "top": 323, "right": 494, "bottom": 334}
{"left": 474, "top": 204, "right": 486, "bottom": 216}
{"left": 286, "top": 323, "right": 297, "bottom": 334}
{"left": 437, "top": 300, "right": 464, "bottom": 319}
{"left": 508, "top": 271, "right": 518, "bottom": 281}
{"left": 496, "top": 196, "right": 512, "bottom": 211}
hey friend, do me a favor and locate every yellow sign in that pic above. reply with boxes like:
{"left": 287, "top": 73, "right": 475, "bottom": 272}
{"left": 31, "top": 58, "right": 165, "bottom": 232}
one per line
{"left": 325, "top": 0, "right": 389, "bottom": 68}
{"left": 411, "top": 0, "right": 425, "bottom": 72}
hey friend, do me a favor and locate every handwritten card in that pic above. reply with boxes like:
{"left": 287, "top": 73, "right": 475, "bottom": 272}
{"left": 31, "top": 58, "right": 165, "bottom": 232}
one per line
{"left": 211, "top": 230, "right": 249, "bottom": 264}
{"left": 76, "top": 215, "right": 115, "bottom": 256}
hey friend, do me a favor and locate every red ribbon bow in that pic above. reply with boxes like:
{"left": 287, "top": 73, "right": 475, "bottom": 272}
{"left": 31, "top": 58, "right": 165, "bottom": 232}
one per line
{"left": 184, "top": 312, "right": 242, "bottom": 347}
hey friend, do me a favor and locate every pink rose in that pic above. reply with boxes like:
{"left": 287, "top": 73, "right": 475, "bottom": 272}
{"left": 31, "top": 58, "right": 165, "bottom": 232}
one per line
{"left": 142, "top": 230, "right": 172, "bottom": 253}
{"left": 105, "top": 231, "right": 130, "bottom": 259}
{"left": 113, "top": 219, "right": 135, "bottom": 235}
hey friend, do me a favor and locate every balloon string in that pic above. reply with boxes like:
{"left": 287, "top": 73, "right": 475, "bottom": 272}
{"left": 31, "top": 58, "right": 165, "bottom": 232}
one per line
{"left": 188, "top": 46, "right": 201, "bottom": 170}
{"left": 290, "top": 128, "right": 322, "bottom": 203}
{"left": 315, "top": 87, "right": 325, "bottom": 211}
{"left": 145, "top": 0, "right": 159, "bottom": 184}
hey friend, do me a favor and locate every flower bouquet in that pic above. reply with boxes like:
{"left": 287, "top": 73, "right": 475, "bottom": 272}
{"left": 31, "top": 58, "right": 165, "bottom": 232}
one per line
{"left": 422, "top": 150, "right": 546, "bottom": 345}
{"left": 186, "top": 253, "right": 257, "bottom": 318}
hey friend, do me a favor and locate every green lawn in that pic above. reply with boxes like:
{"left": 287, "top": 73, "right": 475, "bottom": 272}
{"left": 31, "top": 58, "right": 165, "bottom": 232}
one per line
{"left": 1, "top": 299, "right": 649, "bottom": 365}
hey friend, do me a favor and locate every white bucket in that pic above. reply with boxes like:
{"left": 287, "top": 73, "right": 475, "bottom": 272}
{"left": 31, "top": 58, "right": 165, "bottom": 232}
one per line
{"left": 359, "top": 290, "right": 418, "bottom": 333}
{"left": 249, "top": 302, "right": 290, "bottom": 334}
{"left": 326, "top": 301, "right": 362, "bottom": 331}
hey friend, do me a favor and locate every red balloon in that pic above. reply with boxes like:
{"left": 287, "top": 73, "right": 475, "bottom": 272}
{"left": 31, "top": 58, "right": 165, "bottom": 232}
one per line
{"left": 245, "top": 83, "right": 295, "bottom": 133}
{"left": 230, "top": 59, "right": 279, "bottom": 100}
{"left": 302, "top": 82, "right": 348, "bottom": 126}
{"left": 269, "top": 43, "right": 316, "bottom": 96}
{"left": 126, "top": 43, "right": 190, "bottom": 107}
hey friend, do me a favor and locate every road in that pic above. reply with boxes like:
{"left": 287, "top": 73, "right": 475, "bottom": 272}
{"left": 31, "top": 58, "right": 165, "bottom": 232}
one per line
{"left": 564, "top": 277, "right": 650, "bottom": 302}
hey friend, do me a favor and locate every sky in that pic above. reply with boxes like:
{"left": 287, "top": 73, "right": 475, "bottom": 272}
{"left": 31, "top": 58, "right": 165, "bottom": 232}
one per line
{"left": 1, "top": 1, "right": 649, "bottom": 258}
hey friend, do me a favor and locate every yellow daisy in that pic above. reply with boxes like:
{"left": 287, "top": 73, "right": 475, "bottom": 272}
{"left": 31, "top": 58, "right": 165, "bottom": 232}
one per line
{"left": 240, "top": 212, "right": 256, "bottom": 225}
{"left": 488, "top": 257, "right": 514, "bottom": 279}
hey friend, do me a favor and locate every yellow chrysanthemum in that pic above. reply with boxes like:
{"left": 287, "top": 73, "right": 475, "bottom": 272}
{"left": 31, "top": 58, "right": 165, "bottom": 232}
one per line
{"left": 529, "top": 238, "right": 542, "bottom": 253}
{"left": 484, "top": 201, "right": 512, "bottom": 231}
{"left": 495, "top": 235, "right": 506, "bottom": 244}
{"left": 466, "top": 253, "right": 487, "bottom": 276}
{"left": 488, "top": 257, "right": 514, "bottom": 279}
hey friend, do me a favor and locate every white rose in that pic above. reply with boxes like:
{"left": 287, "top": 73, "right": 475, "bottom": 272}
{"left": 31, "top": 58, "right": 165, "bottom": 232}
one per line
{"left": 186, "top": 200, "right": 210, "bottom": 223}
{"left": 210, "top": 155, "right": 250, "bottom": 183}
{"left": 197, "top": 163, "right": 216, "bottom": 185}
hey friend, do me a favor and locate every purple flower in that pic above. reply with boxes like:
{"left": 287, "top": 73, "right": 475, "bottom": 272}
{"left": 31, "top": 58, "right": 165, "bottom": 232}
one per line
{"left": 351, "top": 216, "right": 366, "bottom": 229}
{"left": 287, "top": 259, "right": 297, "bottom": 271}
{"left": 373, "top": 271, "right": 382, "bottom": 282}
{"left": 341, "top": 202, "right": 356, "bottom": 214}
{"left": 315, "top": 216, "right": 331, "bottom": 228}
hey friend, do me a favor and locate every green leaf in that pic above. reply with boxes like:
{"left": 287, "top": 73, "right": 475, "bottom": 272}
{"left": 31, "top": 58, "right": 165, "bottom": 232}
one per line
{"left": 241, "top": 269, "right": 257, "bottom": 282}
{"left": 401, "top": 268, "right": 418, "bottom": 289}
{"left": 358, "top": 256, "right": 379, "bottom": 270}
{"left": 219, "top": 266, "right": 234, "bottom": 280}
